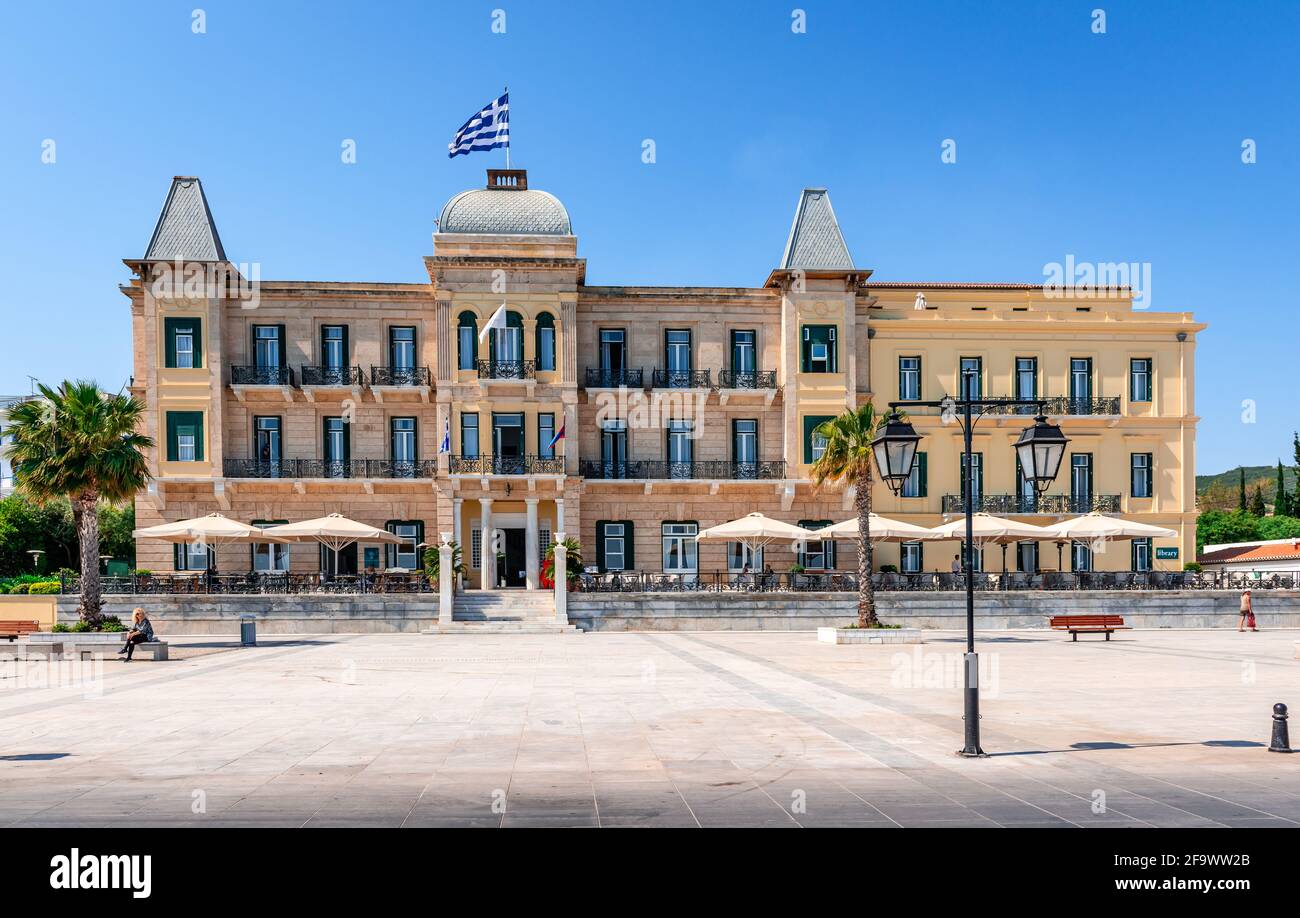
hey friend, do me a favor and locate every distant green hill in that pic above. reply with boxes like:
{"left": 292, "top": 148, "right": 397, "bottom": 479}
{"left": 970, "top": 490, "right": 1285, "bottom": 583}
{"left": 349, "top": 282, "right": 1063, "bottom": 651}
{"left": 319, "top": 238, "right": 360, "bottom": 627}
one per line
{"left": 1197, "top": 464, "right": 1296, "bottom": 505}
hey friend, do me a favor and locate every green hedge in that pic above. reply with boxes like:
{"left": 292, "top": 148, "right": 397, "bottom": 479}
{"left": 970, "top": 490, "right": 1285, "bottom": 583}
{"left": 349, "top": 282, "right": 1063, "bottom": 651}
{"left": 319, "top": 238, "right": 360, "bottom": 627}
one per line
{"left": 27, "top": 582, "right": 60, "bottom": 595}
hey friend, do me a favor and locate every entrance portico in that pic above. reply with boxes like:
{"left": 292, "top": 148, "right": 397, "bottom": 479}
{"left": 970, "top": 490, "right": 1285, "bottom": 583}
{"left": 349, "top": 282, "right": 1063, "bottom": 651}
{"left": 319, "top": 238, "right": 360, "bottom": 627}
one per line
{"left": 464, "top": 495, "right": 561, "bottom": 591}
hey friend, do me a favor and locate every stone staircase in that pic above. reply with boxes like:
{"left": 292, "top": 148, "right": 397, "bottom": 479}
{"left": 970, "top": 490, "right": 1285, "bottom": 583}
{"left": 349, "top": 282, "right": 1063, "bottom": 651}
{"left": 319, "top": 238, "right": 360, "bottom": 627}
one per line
{"left": 435, "top": 589, "right": 580, "bottom": 634}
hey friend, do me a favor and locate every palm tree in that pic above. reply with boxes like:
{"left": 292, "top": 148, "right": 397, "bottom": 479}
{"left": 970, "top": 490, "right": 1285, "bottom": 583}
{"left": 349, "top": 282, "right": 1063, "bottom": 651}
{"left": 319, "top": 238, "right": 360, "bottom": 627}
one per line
{"left": 810, "top": 402, "right": 886, "bottom": 628}
{"left": 3, "top": 381, "right": 151, "bottom": 624}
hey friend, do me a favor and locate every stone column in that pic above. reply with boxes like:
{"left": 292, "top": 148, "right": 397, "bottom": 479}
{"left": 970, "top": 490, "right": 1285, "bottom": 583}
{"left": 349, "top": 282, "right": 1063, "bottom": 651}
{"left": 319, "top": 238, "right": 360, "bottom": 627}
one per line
{"left": 525, "top": 497, "right": 540, "bottom": 590}
{"left": 479, "top": 497, "right": 494, "bottom": 591}
{"left": 438, "top": 538, "right": 454, "bottom": 627}
{"left": 555, "top": 497, "right": 565, "bottom": 533}
{"left": 452, "top": 498, "right": 464, "bottom": 589}
{"left": 553, "top": 533, "right": 568, "bottom": 624}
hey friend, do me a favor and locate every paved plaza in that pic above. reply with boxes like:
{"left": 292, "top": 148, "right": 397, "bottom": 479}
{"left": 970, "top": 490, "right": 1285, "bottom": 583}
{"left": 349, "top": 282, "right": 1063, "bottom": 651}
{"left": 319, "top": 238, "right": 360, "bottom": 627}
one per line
{"left": 1, "top": 629, "right": 1298, "bottom": 827}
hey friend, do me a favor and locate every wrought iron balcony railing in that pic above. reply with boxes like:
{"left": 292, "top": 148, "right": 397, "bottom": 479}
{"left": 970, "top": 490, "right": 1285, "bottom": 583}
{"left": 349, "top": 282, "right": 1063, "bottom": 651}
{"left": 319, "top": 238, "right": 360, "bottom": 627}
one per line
{"left": 448, "top": 455, "right": 565, "bottom": 475}
{"left": 717, "top": 369, "right": 777, "bottom": 389}
{"left": 579, "top": 459, "right": 786, "bottom": 480}
{"left": 231, "top": 365, "right": 294, "bottom": 386}
{"left": 979, "top": 396, "right": 1121, "bottom": 416}
{"left": 652, "top": 368, "right": 712, "bottom": 389}
{"left": 370, "top": 366, "right": 431, "bottom": 387}
{"left": 476, "top": 359, "right": 535, "bottom": 380}
{"left": 585, "top": 367, "right": 644, "bottom": 388}
{"left": 940, "top": 493, "right": 1122, "bottom": 515}
{"left": 300, "top": 365, "right": 365, "bottom": 387}
{"left": 224, "top": 458, "right": 436, "bottom": 479}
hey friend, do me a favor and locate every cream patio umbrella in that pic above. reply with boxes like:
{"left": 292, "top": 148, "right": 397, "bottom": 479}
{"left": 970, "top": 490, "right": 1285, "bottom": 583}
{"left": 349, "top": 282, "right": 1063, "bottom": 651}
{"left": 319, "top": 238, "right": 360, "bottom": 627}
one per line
{"left": 269, "top": 513, "right": 404, "bottom": 578}
{"left": 695, "top": 512, "right": 820, "bottom": 570}
{"left": 926, "top": 512, "right": 1058, "bottom": 574}
{"left": 132, "top": 512, "right": 290, "bottom": 572}
{"left": 1039, "top": 512, "right": 1178, "bottom": 569}
{"left": 822, "top": 513, "right": 939, "bottom": 543}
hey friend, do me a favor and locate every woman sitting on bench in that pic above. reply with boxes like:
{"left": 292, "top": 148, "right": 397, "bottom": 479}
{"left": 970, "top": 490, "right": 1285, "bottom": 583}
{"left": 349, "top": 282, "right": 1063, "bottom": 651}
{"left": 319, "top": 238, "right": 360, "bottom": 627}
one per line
{"left": 118, "top": 608, "right": 155, "bottom": 662}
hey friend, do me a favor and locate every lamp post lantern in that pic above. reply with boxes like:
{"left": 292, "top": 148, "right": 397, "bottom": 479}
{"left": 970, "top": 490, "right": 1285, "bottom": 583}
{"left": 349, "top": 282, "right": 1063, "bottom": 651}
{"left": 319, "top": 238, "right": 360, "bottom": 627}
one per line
{"left": 887, "top": 395, "right": 1069, "bottom": 756}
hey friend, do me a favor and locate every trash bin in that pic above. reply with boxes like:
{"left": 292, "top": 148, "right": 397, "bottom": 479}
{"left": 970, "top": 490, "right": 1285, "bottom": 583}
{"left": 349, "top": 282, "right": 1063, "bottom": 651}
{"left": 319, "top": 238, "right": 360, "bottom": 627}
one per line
{"left": 240, "top": 615, "right": 256, "bottom": 646}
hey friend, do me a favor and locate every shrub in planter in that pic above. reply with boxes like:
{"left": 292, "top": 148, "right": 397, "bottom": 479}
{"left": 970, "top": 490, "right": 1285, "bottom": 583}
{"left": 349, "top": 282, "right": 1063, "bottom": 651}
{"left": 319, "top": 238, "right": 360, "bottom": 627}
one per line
{"left": 7, "top": 583, "right": 30, "bottom": 594}
{"left": 100, "top": 621, "right": 125, "bottom": 632}
{"left": 51, "top": 623, "right": 70, "bottom": 633}
{"left": 878, "top": 564, "right": 899, "bottom": 574}
{"left": 70, "top": 621, "right": 94, "bottom": 632}
{"left": 543, "top": 538, "right": 583, "bottom": 588}
{"left": 1183, "top": 561, "right": 1203, "bottom": 573}
{"left": 28, "top": 582, "right": 61, "bottom": 595}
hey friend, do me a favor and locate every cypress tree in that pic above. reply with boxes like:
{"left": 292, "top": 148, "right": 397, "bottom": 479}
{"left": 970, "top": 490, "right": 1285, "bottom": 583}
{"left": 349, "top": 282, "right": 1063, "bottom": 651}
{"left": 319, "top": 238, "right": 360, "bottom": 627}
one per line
{"left": 1277, "top": 461, "right": 1291, "bottom": 517}
{"left": 1239, "top": 468, "right": 1247, "bottom": 511}
{"left": 1249, "top": 484, "right": 1267, "bottom": 517}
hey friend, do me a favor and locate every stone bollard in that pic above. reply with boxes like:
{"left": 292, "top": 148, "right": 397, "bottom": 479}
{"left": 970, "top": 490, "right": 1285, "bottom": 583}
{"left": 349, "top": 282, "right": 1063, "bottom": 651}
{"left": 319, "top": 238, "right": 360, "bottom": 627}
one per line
{"left": 438, "top": 539, "right": 454, "bottom": 628}
{"left": 553, "top": 532, "right": 568, "bottom": 625}
{"left": 1269, "top": 703, "right": 1292, "bottom": 753}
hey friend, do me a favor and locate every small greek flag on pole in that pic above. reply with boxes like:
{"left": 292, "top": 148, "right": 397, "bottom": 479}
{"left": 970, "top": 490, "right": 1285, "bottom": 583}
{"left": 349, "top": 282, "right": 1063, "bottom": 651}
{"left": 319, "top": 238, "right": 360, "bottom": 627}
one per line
{"left": 547, "top": 418, "right": 565, "bottom": 451}
{"left": 448, "top": 91, "right": 509, "bottom": 160}
{"left": 440, "top": 417, "right": 451, "bottom": 455}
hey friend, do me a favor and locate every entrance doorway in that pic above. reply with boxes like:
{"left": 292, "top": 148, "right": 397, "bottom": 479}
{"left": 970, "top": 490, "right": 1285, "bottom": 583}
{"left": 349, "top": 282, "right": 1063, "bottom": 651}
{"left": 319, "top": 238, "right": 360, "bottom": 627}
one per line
{"left": 502, "top": 528, "right": 526, "bottom": 587}
{"left": 320, "top": 543, "right": 358, "bottom": 577}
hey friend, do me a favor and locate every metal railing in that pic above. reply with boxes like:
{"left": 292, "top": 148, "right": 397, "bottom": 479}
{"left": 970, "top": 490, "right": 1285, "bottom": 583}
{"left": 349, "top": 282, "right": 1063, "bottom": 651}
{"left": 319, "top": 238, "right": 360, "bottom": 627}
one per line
{"left": 231, "top": 365, "right": 294, "bottom": 386}
{"left": 652, "top": 368, "right": 712, "bottom": 389}
{"left": 585, "top": 367, "right": 644, "bottom": 388}
{"left": 476, "top": 359, "right": 535, "bottom": 380}
{"left": 300, "top": 365, "right": 365, "bottom": 387}
{"left": 224, "top": 458, "right": 436, "bottom": 479}
{"left": 579, "top": 459, "right": 787, "bottom": 480}
{"left": 940, "top": 493, "right": 1122, "bottom": 515}
{"left": 447, "top": 455, "right": 565, "bottom": 475}
{"left": 370, "top": 366, "right": 430, "bottom": 387}
{"left": 63, "top": 571, "right": 435, "bottom": 595}
{"left": 718, "top": 369, "right": 777, "bottom": 389}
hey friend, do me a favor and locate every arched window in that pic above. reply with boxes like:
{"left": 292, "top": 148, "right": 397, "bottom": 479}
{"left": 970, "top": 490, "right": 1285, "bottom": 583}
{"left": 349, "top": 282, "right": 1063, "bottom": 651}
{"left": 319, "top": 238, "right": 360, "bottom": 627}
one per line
{"left": 535, "top": 312, "right": 556, "bottom": 371}
{"left": 457, "top": 312, "right": 478, "bottom": 370}
{"left": 492, "top": 311, "right": 524, "bottom": 364}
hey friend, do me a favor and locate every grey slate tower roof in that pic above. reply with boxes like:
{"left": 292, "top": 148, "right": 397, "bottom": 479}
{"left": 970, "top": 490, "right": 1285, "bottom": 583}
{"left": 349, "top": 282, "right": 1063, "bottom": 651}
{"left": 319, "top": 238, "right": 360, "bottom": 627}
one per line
{"left": 780, "top": 188, "right": 853, "bottom": 271}
{"left": 143, "top": 176, "right": 226, "bottom": 262}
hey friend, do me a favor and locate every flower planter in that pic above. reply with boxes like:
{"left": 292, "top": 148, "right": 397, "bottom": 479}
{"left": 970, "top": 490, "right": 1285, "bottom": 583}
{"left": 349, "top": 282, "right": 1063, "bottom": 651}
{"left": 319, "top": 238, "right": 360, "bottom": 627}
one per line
{"left": 817, "top": 626, "right": 922, "bottom": 645}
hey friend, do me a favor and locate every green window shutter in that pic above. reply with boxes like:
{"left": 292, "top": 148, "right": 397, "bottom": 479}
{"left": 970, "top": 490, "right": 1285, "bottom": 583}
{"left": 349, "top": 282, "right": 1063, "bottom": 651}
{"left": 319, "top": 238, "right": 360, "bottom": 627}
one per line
{"left": 192, "top": 319, "right": 202, "bottom": 368}
{"left": 164, "top": 318, "right": 177, "bottom": 368}
{"left": 918, "top": 452, "right": 928, "bottom": 497}
{"left": 276, "top": 325, "right": 286, "bottom": 367}
{"left": 595, "top": 521, "right": 608, "bottom": 572}
{"left": 342, "top": 326, "right": 350, "bottom": 367}
{"left": 173, "top": 544, "right": 183, "bottom": 570}
{"left": 165, "top": 411, "right": 204, "bottom": 462}
{"left": 163, "top": 317, "right": 202, "bottom": 368}
{"left": 621, "top": 520, "right": 635, "bottom": 570}
{"left": 803, "top": 415, "right": 833, "bottom": 464}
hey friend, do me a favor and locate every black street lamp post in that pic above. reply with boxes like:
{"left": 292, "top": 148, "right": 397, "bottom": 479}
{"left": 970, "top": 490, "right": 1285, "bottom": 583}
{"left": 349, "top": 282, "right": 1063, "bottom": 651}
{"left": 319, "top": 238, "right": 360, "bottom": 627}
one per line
{"left": 875, "top": 396, "right": 1068, "bottom": 756}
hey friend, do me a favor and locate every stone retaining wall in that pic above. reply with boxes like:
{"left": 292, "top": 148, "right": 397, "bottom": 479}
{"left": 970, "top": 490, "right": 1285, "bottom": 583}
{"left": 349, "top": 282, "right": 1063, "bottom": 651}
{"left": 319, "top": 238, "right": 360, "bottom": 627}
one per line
{"left": 55, "top": 590, "right": 1300, "bottom": 634}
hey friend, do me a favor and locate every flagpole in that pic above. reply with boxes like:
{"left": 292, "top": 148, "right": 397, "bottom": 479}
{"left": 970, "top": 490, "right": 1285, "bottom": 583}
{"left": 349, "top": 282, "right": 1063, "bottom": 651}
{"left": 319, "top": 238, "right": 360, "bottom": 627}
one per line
{"left": 504, "top": 85, "right": 511, "bottom": 169}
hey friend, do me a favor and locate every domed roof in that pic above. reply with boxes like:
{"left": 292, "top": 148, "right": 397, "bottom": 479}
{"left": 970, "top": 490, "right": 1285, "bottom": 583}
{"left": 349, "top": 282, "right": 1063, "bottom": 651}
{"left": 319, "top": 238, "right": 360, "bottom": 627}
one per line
{"left": 438, "top": 171, "right": 572, "bottom": 236}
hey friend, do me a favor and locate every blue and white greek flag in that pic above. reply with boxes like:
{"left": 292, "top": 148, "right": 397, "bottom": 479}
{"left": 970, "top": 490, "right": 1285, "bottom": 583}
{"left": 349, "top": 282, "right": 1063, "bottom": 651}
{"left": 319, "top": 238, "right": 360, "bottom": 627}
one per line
{"left": 440, "top": 417, "right": 451, "bottom": 454}
{"left": 448, "top": 93, "right": 509, "bottom": 158}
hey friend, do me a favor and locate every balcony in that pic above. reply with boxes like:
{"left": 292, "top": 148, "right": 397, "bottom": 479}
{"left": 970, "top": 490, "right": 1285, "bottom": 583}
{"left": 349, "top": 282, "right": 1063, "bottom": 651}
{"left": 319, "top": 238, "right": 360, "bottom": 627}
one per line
{"left": 300, "top": 365, "right": 365, "bottom": 387}
{"left": 223, "top": 458, "right": 436, "bottom": 479}
{"left": 939, "top": 493, "right": 1122, "bottom": 515}
{"left": 585, "top": 367, "right": 644, "bottom": 388}
{"left": 980, "top": 396, "right": 1121, "bottom": 417}
{"left": 370, "top": 366, "right": 431, "bottom": 387}
{"left": 448, "top": 455, "right": 565, "bottom": 476}
{"left": 231, "top": 365, "right": 294, "bottom": 387}
{"left": 717, "top": 369, "right": 777, "bottom": 390}
{"left": 652, "top": 368, "right": 711, "bottom": 389}
{"left": 476, "top": 359, "right": 535, "bottom": 380}
{"left": 580, "top": 459, "right": 786, "bottom": 480}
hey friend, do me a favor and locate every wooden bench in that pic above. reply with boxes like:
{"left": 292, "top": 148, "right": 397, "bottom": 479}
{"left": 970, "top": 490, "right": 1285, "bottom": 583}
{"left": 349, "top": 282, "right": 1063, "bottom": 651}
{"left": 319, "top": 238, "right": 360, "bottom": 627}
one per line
{"left": 0, "top": 620, "right": 40, "bottom": 642}
{"left": 1049, "top": 614, "right": 1131, "bottom": 641}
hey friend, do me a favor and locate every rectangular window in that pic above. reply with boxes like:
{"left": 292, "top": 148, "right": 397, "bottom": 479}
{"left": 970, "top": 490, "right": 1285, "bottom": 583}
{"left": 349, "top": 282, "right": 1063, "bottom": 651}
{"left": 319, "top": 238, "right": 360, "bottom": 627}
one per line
{"left": 165, "top": 317, "right": 201, "bottom": 369}
{"left": 665, "top": 329, "right": 692, "bottom": 374}
{"left": 537, "top": 320, "right": 556, "bottom": 372}
{"left": 600, "top": 329, "right": 626, "bottom": 371}
{"left": 252, "top": 325, "right": 283, "bottom": 368}
{"left": 251, "top": 520, "right": 290, "bottom": 572}
{"left": 728, "top": 542, "right": 763, "bottom": 572}
{"left": 898, "top": 356, "right": 921, "bottom": 400}
{"left": 390, "top": 326, "right": 416, "bottom": 369}
{"left": 458, "top": 321, "right": 476, "bottom": 371}
{"left": 1130, "top": 358, "right": 1152, "bottom": 402}
{"left": 803, "top": 415, "right": 834, "bottom": 464}
{"left": 960, "top": 452, "right": 983, "bottom": 505}
{"left": 174, "top": 542, "right": 211, "bottom": 571}
{"left": 323, "top": 416, "right": 349, "bottom": 476}
{"left": 461, "top": 413, "right": 479, "bottom": 457}
{"left": 1131, "top": 452, "right": 1153, "bottom": 498}
{"left": 1071, "top": 453, "right": 1093, "bottom": 509}
{"left": 391, "top": 418, "right": 417, "bottom": 476}
{"left": 165, "top": 411, "right": 204, "bottom": 462}
{"left": 959, "top": 357, "right": 982, "bottom": 400}
{"left": 1071, "top": 540, "right": 1092, "bottom": 572}
{"left": 731, "top": 330, "right": 756, "bottom": 374}
{"left": 539, "top": 526, "right": 552, "bottom": 561}
{"left": 470, "top": 527, "right": 482, "bottom": 569}
{"left": 801, "top": 325, "right": 837, "bottom": 373}
{"left": 1132, "top": 538, "right": 1152, "bottom": 572}
{"left": 901, "top": 452, "right": 927, "bottom": 498}
{"left": 603, "top": 522, "right": 626, "bottom": 571}
{"left": 254, "top": 416, "right": 281, "bottom": 469}
{"left": 733, "top": 419, "right": 757, "bottom": 472}
{"left": 385, "top": 521, "right": 422, "bottom": 570}
{"left": 1070, "top": 357, "right": 1093, "bottom": 411}
{"left": 321, "top": 325, "right": 346, "bottom": 369}
{"left": 1015, "top": 357, "right": 1037, "bottom": 402}
{"left": 797, "top": 520, "right": 836, "bottom": 570}
{"left": 1016, "top": 541, "right": 1038, "bottom": 573}
{"left": 667, "top": 420, "right": 693, "bottom": 477}
{"left": 661, "top": 522, "right": 698, "bottom": 574}
{"left": 538, "top": 413, "right": 556, "bottom": 459}
{"left": 900, "top": 541, "right": 924, "bottom": 574}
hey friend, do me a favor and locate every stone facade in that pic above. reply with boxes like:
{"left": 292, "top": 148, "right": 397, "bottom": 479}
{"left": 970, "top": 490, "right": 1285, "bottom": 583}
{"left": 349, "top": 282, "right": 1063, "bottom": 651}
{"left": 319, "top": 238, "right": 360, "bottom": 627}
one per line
{"left": 124, "top": 171, "right": 1203, "bottom": 587}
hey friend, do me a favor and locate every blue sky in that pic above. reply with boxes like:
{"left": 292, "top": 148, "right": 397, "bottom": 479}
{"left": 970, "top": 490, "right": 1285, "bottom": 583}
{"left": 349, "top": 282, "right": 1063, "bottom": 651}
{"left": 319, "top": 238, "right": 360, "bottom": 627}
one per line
{"left": 1, "top": 0, "right": 1296, "bottom": 474}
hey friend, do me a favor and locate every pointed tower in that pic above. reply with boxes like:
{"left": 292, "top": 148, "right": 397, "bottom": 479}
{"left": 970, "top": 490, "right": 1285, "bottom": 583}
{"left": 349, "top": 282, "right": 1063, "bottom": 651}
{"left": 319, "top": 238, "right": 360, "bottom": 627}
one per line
{"left": 766, "top": 188, "right": 871, "bottom": 492}
{"left": 142, "top": 176, "right": 227, "bottom": 262}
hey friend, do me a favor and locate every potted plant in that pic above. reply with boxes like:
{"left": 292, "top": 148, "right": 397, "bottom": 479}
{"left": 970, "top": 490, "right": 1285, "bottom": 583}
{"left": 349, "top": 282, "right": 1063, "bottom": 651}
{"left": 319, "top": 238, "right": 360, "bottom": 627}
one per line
{"left": 544, "top": 537, "right": 583, "bottom": 590}
{"left": 423, "top": 541, "right": 466, "bottom": 592}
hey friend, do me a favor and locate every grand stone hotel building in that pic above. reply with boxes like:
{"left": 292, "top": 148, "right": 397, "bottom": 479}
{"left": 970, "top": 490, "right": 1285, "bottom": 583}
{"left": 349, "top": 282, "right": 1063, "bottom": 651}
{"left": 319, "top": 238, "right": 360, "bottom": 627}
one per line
{"left": 126, "top": 171, "right": 1201, "bottom": 586}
